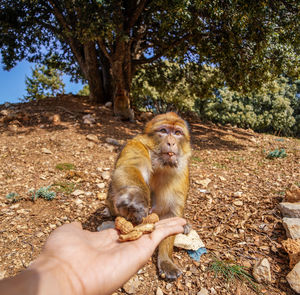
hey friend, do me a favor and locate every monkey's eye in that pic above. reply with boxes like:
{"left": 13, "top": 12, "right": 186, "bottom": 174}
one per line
{"left": 159, "top": 128, "right": 167, "bottom": 134}
{"left": 175, "top": 130, "right": 183, "bottom": 136}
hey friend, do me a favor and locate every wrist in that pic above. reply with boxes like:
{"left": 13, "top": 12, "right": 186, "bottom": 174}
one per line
{"left": 29, "top": 255, "right": 85, "bottom": 295}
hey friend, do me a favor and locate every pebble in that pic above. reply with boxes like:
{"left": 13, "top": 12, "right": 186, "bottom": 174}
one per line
{"left": 233, "top": 191, "right": 243, "bottom": 197}
{"left": 197, "top": 288, "right": 209, "bottom": 295}
{"left": 233, "top": 200, "right": 243, "bottom": 206}
{"left": 42, "top": 148, "right": 52, "bottom": 154}
{"left": 72, "top": 189, "right": 85, "bottom": 196}
{"left": 122, "top": 275, "right": 140, "bottom": 294}
{"left": 286, "top": 261, "right": 300, "bottom": 293}
{"left": 86, "top": 134, "right": 99, "bottom": 143}
{"left": 36, "top": 232, "right": 44, "bottom": 238}
{"left": 97, "top": 192, "right": 107, "bottom": 200}
{"left": 101, "top": 171, "right": 110, "bottom": 180}
{"left": 156, "top": 287, "right": 164, "bottom": 295}
{"left": 96, "top": 183, "right": 105, "bottom": 189}
{"left": 252, "top": 258, "right": 272, "bottom": 283}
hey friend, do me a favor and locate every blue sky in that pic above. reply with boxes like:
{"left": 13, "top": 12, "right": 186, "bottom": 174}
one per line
{"left": 0, "top": 60, "right": 84, "bottom": 105}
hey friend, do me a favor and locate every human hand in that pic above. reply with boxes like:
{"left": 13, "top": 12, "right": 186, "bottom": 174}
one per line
{"left": 29, "top": 217, "right": 186, "bottom": 295}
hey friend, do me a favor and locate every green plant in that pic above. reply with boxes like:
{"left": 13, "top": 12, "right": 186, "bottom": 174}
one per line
{"left": 5, "top": 192, "right": 20, "bottom": 202}
{"left": 210, "top": 258, "right": 261, "bottom": 293}
{"left": 191, "top": 156, "right": 204, "bottom": 163}
{"left": 55, "top": 163, "right": 76, "bottom": 171}
{"left": 266, "top": 149, "right": 287, "bottom": 159}
{"left": 52, "top": 181, "right": 75, "bottom": 195}
{"left": 30, "top": 186, "right": 56, "bottom": 201}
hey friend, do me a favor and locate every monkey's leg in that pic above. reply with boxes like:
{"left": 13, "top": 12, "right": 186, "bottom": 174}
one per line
{"left": 157, "top": 235, "right": 182, "bottom": 281}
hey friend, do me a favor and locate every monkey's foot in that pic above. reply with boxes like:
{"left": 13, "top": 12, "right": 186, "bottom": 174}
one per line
{"left": 158, "top": 260, "right": 182, "bottom": 281}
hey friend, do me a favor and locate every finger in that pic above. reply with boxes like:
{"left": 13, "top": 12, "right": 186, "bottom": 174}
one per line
{"left": 69, "top": 222, "right": 83, "bottom": 229}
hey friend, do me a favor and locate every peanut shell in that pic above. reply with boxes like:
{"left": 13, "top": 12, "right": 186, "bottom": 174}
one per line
{"left": 119, "top": 230, "right": 143, "bottom": 242}
{"left": 115, "top": 216, "right": 134, "bottom": 234}
{"left": 134, "top": 223, "right": 155, "bottom": 233}
{"left": 142, "top": 213, "right": 159, "bottom": 224}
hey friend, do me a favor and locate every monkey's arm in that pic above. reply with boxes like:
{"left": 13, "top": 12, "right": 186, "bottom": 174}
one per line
{"left": 107, "top": 138, "right": 152, "bottom": 224}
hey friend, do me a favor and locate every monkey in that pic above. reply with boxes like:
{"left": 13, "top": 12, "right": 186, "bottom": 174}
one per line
{"left": 106, "top": 112, "right": 191, "bottom": 280}
{"left": 113, "top": 87, "right": 135, "bottom": 122}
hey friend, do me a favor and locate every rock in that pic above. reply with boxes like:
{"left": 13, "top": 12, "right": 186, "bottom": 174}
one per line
{"left": 96, "top": 183, "right": 105, "bottom": 189}
{"left": 195, "top": 178, "right": 211, "bottom": 188}
{"left": 122, "top": 275, "right": 141, "bottom": 294}
{"left": 86, "top": 134, "right": 99, "bottom": 143}
{"left": 105, "top": 101, "right": 113, "bottom": 108}
{"left": 156, "top": 287, "right": 164, "bottom": 295}
{"left": 51, "top": 114, "right": 61, "bottom": 125}
{"left": 233, "top": 200, "right": 243, "bottom": 206}
{"left": 174, "top": 229, "right": 205, "bottom": 251}
{"left": 41, "top": 148, "right": 52, "bottom": 154}
{"left": 106, "top": 137, "right": 122, "bottom": 146}
{"left": 282, "top": 238, "right": 300, "bottom": 269}
{"left": 72, "top": 189, "right": 85, "bottom": 196}
{"left": 36, "top": 232, "right": 44, "bottom": 238}
{"left": 283, "top": 218, "right": 300, "bottom": 239}
{"left": 286, "top": 261, "right": 300, "bottom": 293}
{"left": 101, "top": 171, "right": 110, "bottom": 180}
{"left": 252, "top": 258, "right": 272, "bottom": 284}
{"left": 197, "top": 288, "right": 209, "bottom": 295}
{"left": 233, "top": 191, "right": 243, "bottom": 197}
{"left": 279, "top": 202, "right": 300, "bottom": 218}
{"left": 82, "top": 114, "right": 96, "bottom": 124}
{"left": 286, "top": 184, "right": 300, "bottom": 203}
{"left": 97, "top": 221, "right": 115, "bottom": 232}
{"left": 97, "top": 192, "right": 107, "bottom": 200}
{"left": 0, "top": 269, "right": 6, "bottom": 280}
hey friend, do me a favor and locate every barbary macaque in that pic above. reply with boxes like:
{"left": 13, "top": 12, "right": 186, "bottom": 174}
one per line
{"left": 106, "top": 112, "right": 191, "bottom": 280}
{"left": 113, "top": 87, "right": 135, "bottom": 121}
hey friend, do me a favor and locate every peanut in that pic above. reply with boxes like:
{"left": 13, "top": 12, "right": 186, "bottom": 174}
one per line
{"left": 142, "top": 213, "right": 159, "bottom": 224}
{"left": 115, "top": 216, "right": 134, "bottom": 234}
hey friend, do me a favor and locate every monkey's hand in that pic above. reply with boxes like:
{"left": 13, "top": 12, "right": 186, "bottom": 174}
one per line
{"left": 115, "top": 187, "right": 149, "bottom": 224}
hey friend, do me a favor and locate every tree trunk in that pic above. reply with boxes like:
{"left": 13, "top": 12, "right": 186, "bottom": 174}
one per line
{"left": 83, "top": 42, "right": 107, "bottom": 103}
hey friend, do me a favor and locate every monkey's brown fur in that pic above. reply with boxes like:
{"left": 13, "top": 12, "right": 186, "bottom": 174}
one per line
{"left": 107, "top": 112, "right": 191, "bottom": 280}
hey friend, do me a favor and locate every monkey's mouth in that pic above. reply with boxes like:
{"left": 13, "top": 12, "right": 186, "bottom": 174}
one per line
{"left": 161, "top": 152, "right": 178, "bottom": 167}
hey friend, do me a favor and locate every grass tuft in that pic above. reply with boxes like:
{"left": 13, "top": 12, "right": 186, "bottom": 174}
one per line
{"left": 210, "top": 257, "right": 261, "bottom": 294}
{"left": 55, "top": 163, "right": 76, "bottom": 171}
{"left": 30, "top": 186, "right": 56, "bottom": 201}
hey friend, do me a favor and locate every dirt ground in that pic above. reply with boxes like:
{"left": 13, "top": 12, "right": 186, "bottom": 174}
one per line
{"left": 0, "top": 95, "right": 299, "bottom": 295}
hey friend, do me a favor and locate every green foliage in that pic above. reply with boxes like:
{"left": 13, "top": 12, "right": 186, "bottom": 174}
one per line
{"left": 5, "top": 192, "right": 20, "bottom": 202}
{"left": 195, "top": 76, "right": 299, "bottom": 136}
{"left": 266, "top": 149, "right": 287, "bottom": 159}
{"left": 24, "top": 64, "right": 65, "bottom": 101}
{"left": 30, "top": 186, "right": 56, "bottom": 201}
{"left": 52, "top": 181, "right": 75, "bottom": 195}
{"left": 55, "top": 163, "right": 76, "bottom": 171}
{"left": 132, "top": 61, "right": 221, "bottom": 113}
{"left": 0, "top": 0, "right": 299, "bottom": 103}
{"left": 210, "top": 258, "right": 260, "bottom": 293}
{"left": 77, "top": 84, "right": 90, "bottom": 96}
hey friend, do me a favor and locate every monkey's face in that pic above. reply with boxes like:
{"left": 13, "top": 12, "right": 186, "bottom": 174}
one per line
{"left": 153, "top": 125, "right": 185, "bottom": 167}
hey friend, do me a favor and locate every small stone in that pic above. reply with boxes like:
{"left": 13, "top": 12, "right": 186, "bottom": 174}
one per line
{"left": 72, "top": 189, "right": 85, "bottom": 196}
{"left": 156, "top": 287, "right": 164, "bottom": 295}
{"left": 233, "top": 200, "right": 243, "bottom": 206}
{"left": 197, "top": 288, "right": 209, "bottom": 295}
{"left": 0, "top": 269, "right": 6, "bottom": 280}
{"left": 106, "top": 137, "right": 121, "bottom": 146}
{"left": 49, "top": 224, "right": 56, "bottom": 229}
{"left": 36, "top": 232, "right": 44, "bottom": 238}
{"left": 282, "top": 238, "right": 300, "bottom": 269}
{"left": 105, "top": 101, "right": 113, "bottom": 108}
{"left": 101, "top": 171, "right": 110, "bottom": 180}
{"left": 166, "top": 283, "right": 172, "bottom": 290}
{"left": 174, "top": 229, "right": 205, "bottom": 251}
{"left": 96, "top": 183, "right": 105, "bottom": 189}
{"left": 195, "top": 178, "right": 211, "bottom": 188}
{"left": 97, "top": 192, "right": 107, "bottom": 200}
{"left": 83, "top": 114, "right": 96, "bottom": 124}
{"left": 279, "top": 202, "right": 300, "bottom": 218}
{"left": 41, "top": 148, "right": 52, "bottom": 154}
{"left": 122, "top": 275, "right": 140, "bottom": 294}
{"left": 286, "top": 261, "right": 300, "bottom": 293}
{"left": 233, "top": 191, "right": 243, "bottom": 197}
{"left": 86, "top": 134, "right": 99, "bottom": 143}
{"left": 282, "top": 218, "right": 300, "bottom": 239}
{"left": 74, "top": 198, "right": 83, "bottom": 205}
{"left": 219, "top": 176, "right": 226, "bottom": 181}
{"left": 285, "top": 184, "right": 300, "bottom": 203}
{"left": 252, "top": 258, "right": 272, "bottom": 284}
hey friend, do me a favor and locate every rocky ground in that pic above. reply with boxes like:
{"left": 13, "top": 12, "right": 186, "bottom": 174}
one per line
{"left": 0, "top": 95, "right": 299, "bottom": 295}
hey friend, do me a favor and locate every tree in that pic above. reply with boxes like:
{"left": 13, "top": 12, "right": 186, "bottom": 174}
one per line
{"left": 24, "top": 64, "right": 65, "bottom": 101}
{"left": 1, "top": 0, "right": 299, "bottom": 119}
